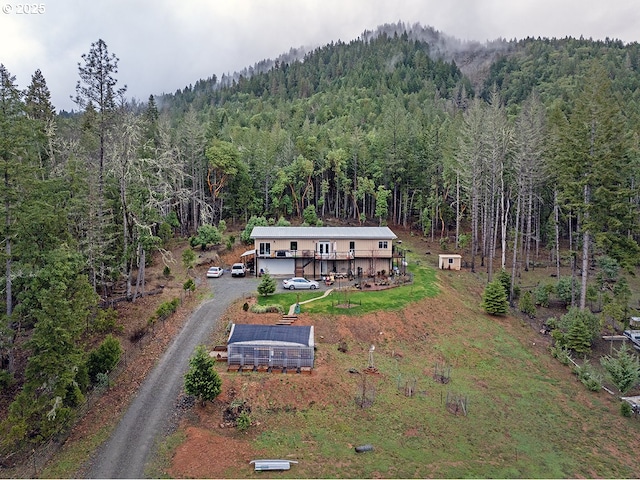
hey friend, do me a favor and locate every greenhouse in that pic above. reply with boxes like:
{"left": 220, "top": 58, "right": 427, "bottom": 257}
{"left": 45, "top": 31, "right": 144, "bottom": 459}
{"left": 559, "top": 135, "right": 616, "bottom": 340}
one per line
{"left": 227, "top": 323, "right": 315, "bottom": 370}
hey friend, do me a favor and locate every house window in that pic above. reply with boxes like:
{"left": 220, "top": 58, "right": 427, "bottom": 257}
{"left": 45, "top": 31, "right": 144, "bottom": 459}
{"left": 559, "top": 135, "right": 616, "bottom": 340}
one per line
{"left": 259, "top": 242, "right": 271, "bottom": 256}
{"left": 349, "top": 241, "right": 355, "bottom": 251}
{"left": 378, "top": 241, "right": 388, "bottom": 249}
{"left": 290, "top": 241, "right": 298, "bottom": 251}
{"left": 448, "top": 258, "right": 454, "bottom": 264}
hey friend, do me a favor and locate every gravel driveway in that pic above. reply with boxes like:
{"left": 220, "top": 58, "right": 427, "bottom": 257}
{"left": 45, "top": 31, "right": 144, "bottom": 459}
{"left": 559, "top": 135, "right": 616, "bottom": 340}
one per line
{"left": 88, "top": 276, "right": 258, "bottom": 479}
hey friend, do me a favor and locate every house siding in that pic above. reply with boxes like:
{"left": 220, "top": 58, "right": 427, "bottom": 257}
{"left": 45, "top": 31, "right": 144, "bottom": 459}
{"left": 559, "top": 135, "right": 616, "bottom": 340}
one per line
{"left": 250, "top": 226, "right": 398, "bottom": 278}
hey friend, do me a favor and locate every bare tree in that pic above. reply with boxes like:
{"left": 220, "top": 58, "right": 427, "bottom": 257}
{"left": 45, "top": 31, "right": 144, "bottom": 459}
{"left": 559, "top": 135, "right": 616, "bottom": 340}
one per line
{"left": 456, "top": 97, "right": 487, "bottom": 273}
{"left": 510, "top": 93, "right": 546, "bottom": 301}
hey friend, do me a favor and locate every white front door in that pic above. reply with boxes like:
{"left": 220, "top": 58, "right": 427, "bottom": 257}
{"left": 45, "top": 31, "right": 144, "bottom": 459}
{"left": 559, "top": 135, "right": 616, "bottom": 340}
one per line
{"left": 318, "top": 241, "right": 331, "bottom": 257}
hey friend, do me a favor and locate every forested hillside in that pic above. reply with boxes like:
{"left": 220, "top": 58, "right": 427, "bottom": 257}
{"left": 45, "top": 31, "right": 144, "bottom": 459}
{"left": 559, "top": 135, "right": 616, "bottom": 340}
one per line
{"left": 2, "top": 21, "right": 640, "bottom": 459}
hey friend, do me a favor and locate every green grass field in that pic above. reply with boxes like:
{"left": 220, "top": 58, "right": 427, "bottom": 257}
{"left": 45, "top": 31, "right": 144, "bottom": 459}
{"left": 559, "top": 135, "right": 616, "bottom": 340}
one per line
{"left": 256, "top": 265, "right": 439, "bottom": 316}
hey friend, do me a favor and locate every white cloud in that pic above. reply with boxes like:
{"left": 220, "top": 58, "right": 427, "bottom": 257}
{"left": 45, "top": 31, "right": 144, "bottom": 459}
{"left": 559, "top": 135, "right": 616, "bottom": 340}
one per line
{"left": 0, "top": 0, "right": 637, "bottom": 111}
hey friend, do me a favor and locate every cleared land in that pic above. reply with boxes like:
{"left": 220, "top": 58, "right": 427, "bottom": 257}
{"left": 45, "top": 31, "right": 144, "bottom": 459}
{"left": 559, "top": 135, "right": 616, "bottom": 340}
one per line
{"left": 35, "top": 233, "right": 640, "bottom": 479}
{"left": 162, "top": 251, "right": 640, "bottom": 478}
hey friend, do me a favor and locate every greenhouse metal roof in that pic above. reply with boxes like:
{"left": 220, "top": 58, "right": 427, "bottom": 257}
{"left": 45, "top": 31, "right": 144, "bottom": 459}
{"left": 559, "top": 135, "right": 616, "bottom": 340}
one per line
{"left": 227, "top": 324, "right": 314, "bottom": 347}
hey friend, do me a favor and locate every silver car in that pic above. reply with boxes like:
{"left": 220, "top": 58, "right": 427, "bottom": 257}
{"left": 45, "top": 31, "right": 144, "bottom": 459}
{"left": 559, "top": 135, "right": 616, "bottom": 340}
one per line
{"left": 206, "top": 266, "right": 224, "bottom": 278}
{"left": 282, "top": 277, "right": 319, "bottom": 290}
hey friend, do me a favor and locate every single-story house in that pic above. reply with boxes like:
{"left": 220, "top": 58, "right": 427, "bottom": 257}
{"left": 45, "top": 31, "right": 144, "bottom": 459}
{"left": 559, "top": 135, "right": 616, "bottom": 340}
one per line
{"left": 227, "top": 323, "right": 315, "bottom": 369}
{"left": 249, "top": 226, "right": 401, "bottom": 278}
{"left": 438, "top": 254, "right": 462, "bottom": 270}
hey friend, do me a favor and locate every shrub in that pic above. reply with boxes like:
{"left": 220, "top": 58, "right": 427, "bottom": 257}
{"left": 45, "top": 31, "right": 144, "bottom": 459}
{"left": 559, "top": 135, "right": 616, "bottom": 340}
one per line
{"left": 250, "top": 304, "right": 284, "bottom": 314}
{"left": 163, "top": 265, "right": 171, "bottom": 278}
{"left": 620, "top": 401, "right": 633, "bottom": 417}
{"left": 303, "top": 205, "right": 320, "bottom": 226}
{"left": 534, "top": 284, "right": 552, "bottom": 307}
{"left": 183, "top": 278, "right": 196, "bottom": 294}
{"left": 189, "top": 224, "right": 221, "bottom": 250}
{"left": 93, "top": 307, "right": 122, "bottom": 334}
{"left": 155, "top": 298, "right": 181, "bottom": 321}
{"left": 550, "top": 344, "right": 571, "bottom": 365}
{"left": 458, "top": 233, "right": 470, "bottom": 250}
{"left": 0, "top": 370, "right": 14, "bottom": 390}
{"left": 86, "top": 335, "right": 122, "bottom": 384}
{"left": 553, "top": 308, "right": 601, "bottom": 354}
{"left": 572, "top": 359, "right": 602, "bottom": 392}
{"left": 95, "top": 372, "right": 110, "bottom": 390}
{"left": 556, "top": 277, "right": 579, "bottom": 306}
{"left": 182, "top": 247, "right": 196, "bottom": 271}
{"left": 236, "top": 411, "right": 252, "bottom": 432}
{"left": 518, "top": 291, "right": 536, "bottom": 318}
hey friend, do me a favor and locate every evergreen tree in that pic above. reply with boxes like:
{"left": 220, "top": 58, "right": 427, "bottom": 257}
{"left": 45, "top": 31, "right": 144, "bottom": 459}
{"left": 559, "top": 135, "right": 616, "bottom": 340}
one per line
{"left": 0, "top": 64, "right": 42, "bottom": 375}
{"left": 556, "top": 307, "right": 601, "bottom": 354}
{"left": 6, "top": 247, "right": 97, "bottom": 446}
{"left": 518, "top": 290, "right": 536, "bottom": 318}
{"left": 257, "top": 271, "right": 277, "bottom": 296}
{"left": 24, "top": 69, "right": 55, "bottom": 123}
{"left": 550, "top": 62, "right": 631, "bottom": 310}
{"left": 481, "top": 279, "right": 509, "bottom": 316}
{"left": 86, "top": 334, "right": 122, "bottom": 384}
{"left": 184, "top": 345, "right": 222, "bottom": 406}
{"left": 73, "top": 39, "right": 127, "bottom": 293}
{"left": 600, "top": 342, "right": 640, "bottom": 394}
{"left": 374, "top": 185, "right": 390, "bottom": 226}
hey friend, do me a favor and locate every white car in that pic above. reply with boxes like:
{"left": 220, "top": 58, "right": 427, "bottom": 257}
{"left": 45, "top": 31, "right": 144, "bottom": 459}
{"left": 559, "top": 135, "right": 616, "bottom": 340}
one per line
{"left": 206, "top": 266, "right": 224, "bottom": 278}
{"left": 283, "top": 277, "right": 319, "bottom": 290}
{"left": 231, "top": 263, "right": 246, "bottom": 277}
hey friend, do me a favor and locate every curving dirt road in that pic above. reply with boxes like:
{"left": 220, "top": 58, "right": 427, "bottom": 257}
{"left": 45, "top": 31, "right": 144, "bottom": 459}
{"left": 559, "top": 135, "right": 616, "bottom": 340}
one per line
{"left": 88, "top": 277, "right": 258, "bottom": 479}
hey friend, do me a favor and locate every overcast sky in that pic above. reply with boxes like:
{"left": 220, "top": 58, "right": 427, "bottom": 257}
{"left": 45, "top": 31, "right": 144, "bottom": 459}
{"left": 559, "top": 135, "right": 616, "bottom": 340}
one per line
{"left": 1, "top": 0, "right": 638, "bottom": 111}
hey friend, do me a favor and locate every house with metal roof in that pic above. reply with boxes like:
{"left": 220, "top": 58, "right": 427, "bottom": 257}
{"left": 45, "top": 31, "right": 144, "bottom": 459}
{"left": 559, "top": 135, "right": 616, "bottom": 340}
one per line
{"left": 227, "top": 324, "right": 315, "bottom": 371}
{"left": 249, "top": 226, "right": 400, "bottom": 278}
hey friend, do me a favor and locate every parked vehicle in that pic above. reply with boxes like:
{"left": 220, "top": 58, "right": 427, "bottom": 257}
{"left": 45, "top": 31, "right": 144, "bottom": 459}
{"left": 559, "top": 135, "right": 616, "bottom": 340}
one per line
{"left": 282, "top": 277, "right": 319, "bottom": 290}
{"left": 206, "top": 266, "right": 224, "bottom": 278}
{"left": 231, "top": 263, "right": 246, "bottom": 277}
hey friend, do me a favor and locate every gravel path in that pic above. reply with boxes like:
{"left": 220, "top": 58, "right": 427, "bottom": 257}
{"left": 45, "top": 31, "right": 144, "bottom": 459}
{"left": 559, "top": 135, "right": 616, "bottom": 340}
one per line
{"left": 88, "top": 277, "right": 258, "bottom": 479}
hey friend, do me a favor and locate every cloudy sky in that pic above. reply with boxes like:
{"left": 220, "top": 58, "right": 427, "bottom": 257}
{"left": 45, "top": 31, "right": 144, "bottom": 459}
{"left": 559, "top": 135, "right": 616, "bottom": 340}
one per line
{"left": 1, "top": 0, "right": 638, "bottom": 111}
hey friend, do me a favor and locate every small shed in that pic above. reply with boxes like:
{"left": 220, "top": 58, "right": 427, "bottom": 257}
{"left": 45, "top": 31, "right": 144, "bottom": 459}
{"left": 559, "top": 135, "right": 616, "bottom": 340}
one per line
{"left": 438, "top": 254, "right": 462, "bottom": 270}
{"left": 227, "top": 324, "right": 315, "bottom": 369}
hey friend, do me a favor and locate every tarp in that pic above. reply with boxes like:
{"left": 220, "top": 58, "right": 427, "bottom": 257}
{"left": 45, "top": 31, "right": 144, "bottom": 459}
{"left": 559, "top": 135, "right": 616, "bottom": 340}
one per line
{"left": 241, "top": 249, "right": 255, "bottom": 257}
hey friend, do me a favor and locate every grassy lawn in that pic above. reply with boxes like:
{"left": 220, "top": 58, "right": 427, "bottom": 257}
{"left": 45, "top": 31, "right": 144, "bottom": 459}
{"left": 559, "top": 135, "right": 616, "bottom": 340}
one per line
{"left": 256, "top": 265, "right": 439, "bottom": 316}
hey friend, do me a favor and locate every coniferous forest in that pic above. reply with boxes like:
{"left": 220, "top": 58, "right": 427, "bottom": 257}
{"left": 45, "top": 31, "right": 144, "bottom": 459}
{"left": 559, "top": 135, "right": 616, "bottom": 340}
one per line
{"left": 2, "top": 21, "right": 640, "bottom": 458}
